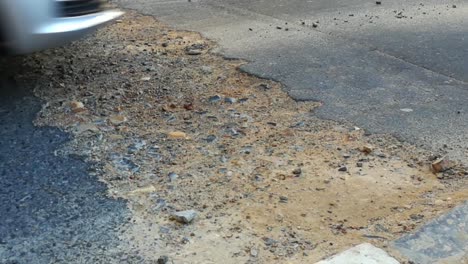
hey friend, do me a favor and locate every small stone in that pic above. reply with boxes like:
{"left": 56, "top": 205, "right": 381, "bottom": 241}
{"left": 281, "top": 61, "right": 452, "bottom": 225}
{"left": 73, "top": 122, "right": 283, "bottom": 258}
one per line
{"left": 291, "top": 121, "right": 305, "bottom": 128}
{"left": 109, "top": 115, "right": 127, "bottom": 125}
{"left": 257, "top": 83, "right": 271, "bottom": 90}
{"left": 279, "top": 196, "right": 289, "bottom": 203}
{"left": 452, "top": 5, "right": 457, "bottom": 8}
{"left": 154, "top": 199, "right": 167, "bottom": 211}
{"left": 312, "top": 23, "right": 318, "bottom": 28}
{"left": 159, "top": 226, "right": 171, "bottom": 234}
{"left": 227, "top": 128, "right": 239, "bottom": 136}
{"left": 250, "top": 248, "right": 258, "bottom": 257}
{"left": 356, "top": 162, "right": 363, "bottom": 168}
{"left": 208, "top": 95, "right": 222, "bottom": 103}
{"left": 201, "top": 66, "right": 212, "bottom": 74}
{"left": 109, "top": 134, "right": 124, "bottom": 140}
{"left": 128, "top": 185, "right": 156, "bottom": 195}
{"left": 410, "top": 214, "right": 424, "bottom": 221}
{"left": 128, "top": 140, "right": 147, "bottom": 154}
{"left": 161, "top": 43, "right": 168, "bottom": 48}
{"left": 241, "top": 146, "right": 253, "bottom": 154}
{"left": 342, "top": 153, "right": 351, "bottom": 159}
{"left": 171, "top": 210, "right": 198, "bottom": 224}
{"left": 205, "top": 135, "right": 217, "bottom": 143}
{"left": 360, "top": 145, "right": 374, "bottom": 154}
{"left": 75, "top": 123, "right": 99, "bottom": 134}
{"left": 400, "top": 108, "right": 414, "bottom": 112}
{"left": 431, "top": 157, "right": 452, "bottom": 173}
{"left": 70, "top": 101, "right": 85, "bottom": 113}
{"left": 183, "top": 103, "right": 194, "bottom": 111}
{"left": 338, "top": 166, "right": 348, "bottom": 172}
{"left": 186, "top": 49, "right": 202, "bottom": 55}
{"left": 168, "top": 172, "right": 179, "bottom": 182}
{"left": 376, "top": 1, "right": 382, "bottom": 5}
{"left": 292, "top": 168, "right": 302, "bottom": 176}
{"left": 276, "top": 26, "right": 282, "bottom": 30}
{"left": 140, "top": 76, "right": 151, "bottom": 81}
{"left": 376, "top": 152, "right": 387, "bottom": 158}
{"left": 168, "top": 131, "right": 188, "bottom": 139}
{"left": 157, "top": 256, "right": 169, "bottom": 264}
{"left": 224, "top": 97, "right": 237, "bottom": 104}
{"left": 220, "top": 156, "right": 228, "bottom": 163}
{"left": 263, "top": 237, "right": 278, "bottom": 246}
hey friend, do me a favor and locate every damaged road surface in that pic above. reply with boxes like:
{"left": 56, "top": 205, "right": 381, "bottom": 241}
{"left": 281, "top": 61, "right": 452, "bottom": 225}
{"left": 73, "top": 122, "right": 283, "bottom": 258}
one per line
{"left": 0, "top": 74, "right": 139, "bottom": 262}
{"left": 1, "top": 8, "right": 467, "bottom": 264}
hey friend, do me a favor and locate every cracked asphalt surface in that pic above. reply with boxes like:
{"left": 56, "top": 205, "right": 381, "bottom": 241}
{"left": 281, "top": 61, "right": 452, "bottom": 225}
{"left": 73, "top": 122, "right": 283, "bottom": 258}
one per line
{"left": 1, "top": 1, "right": 467, "bottom": 263}
{"left": 114, "top": 0, "right": 468, "bottom": 163}
{"left": 0, "top": 68, "right": 136, "bottom": 263}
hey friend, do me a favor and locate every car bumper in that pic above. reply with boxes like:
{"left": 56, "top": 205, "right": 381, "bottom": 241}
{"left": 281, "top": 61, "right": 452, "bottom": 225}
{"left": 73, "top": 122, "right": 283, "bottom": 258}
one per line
{"left": 13, "top": 10, "right": 124, "bottom": 54}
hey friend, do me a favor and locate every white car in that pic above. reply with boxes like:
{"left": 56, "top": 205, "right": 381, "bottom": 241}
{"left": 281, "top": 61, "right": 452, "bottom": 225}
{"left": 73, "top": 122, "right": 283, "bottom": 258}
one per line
{"left": 0, "top": 0, "right": 123, "bottom": 54}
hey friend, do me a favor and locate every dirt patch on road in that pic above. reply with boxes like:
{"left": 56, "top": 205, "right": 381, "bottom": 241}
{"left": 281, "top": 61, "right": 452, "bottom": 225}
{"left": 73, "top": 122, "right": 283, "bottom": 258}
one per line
{"left": 21, "top": 12, "right": 467, "bottom": 263}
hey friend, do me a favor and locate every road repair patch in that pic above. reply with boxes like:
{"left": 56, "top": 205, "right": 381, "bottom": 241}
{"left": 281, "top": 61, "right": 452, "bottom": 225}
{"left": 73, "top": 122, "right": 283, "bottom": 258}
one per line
{"left": 20, "top": 12, "right": 468, "bottom": 263}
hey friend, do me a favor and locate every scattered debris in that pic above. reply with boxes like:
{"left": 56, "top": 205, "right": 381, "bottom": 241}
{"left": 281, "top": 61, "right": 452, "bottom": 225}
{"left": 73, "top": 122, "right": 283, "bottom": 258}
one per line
{"left": 29, "top": 12, "right": 468, "bottom": 264}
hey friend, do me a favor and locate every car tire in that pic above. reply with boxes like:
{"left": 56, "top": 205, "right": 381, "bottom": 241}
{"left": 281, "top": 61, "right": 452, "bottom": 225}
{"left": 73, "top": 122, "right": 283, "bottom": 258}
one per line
{"left": 0, "top": 24, "right": 6, "bottom": 54}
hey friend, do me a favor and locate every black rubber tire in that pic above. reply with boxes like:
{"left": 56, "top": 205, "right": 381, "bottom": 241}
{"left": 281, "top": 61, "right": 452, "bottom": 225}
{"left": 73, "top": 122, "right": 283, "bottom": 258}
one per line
{"left": 0, "top": 9, "right": 9, "bottom": 55}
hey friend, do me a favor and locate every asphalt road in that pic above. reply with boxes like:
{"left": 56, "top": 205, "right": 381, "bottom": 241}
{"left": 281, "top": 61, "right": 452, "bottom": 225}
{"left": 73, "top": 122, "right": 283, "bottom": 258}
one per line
{"left": 0, "top": 62, "right": 139, "bottom": 263}
{"left": 0, "top": 1, "right": 466, "bottom": 263}
{"left": 114, "top": 0, "right": 468, "bottom": 163}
